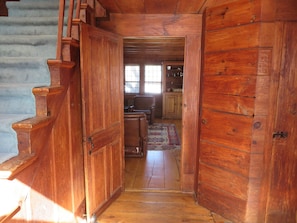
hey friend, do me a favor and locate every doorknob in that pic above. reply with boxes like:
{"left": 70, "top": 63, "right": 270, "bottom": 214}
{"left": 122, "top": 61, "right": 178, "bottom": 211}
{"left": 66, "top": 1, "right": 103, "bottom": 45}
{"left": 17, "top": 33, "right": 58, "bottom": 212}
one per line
{"left": 272, "top": 131, "right": 288, "bottom": 139}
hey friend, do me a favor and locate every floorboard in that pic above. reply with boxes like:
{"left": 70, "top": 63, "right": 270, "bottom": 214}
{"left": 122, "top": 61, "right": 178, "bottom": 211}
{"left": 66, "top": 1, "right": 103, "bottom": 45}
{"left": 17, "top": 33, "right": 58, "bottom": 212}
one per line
{"left": 98, "top": 119, "right": 232, "bottom": 222}
{"left": 97, "top": 191, "right": 232, "bottom": 223}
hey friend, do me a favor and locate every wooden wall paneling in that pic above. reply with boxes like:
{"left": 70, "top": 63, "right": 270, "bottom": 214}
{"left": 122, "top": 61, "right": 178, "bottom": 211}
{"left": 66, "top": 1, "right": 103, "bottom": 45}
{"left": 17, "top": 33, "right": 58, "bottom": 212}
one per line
{"left": 176, "top": 0, "right": 206, "bottom": 13}
{"left": 52, "top": 95, "right": 74, "bottom": 220}
{"left": 199, "top": 141, "right": 250, "bottom": 177}
{"left": 199, "top": 0, "right": 240, "bottom": 13}
{"left": 98, "top": 14, "right": 202, "bottom": 36}
{"left": 198, "top": 1, "right": 265, "bottom": 222}
{"left": 264, "top": 21, "right": 297, "bottom": 223}
{"left": 204, "top": 49, "right": 259, "bottom": 76}
{"left": 205, "top": 23, "right": 260, "bottom": 52}
{"left": 68, "top": 66, "right": 85, "bottom": 216}
{"left": 145, "top": 0, "right": 178, "bottom": 13}
{"left": 203, "top": 75, "right": 257, "bottom": 97}
{"left": 200, "top": 109, "right": 253, "bottom": 152}
{"left": 181, "top": 34, "right": 201, "bottom": 191}
{"left": 205, "top": 0, "right": 261, "bottom": 30}
{"left": 274, "top": 0, "right": 297, "bottom": 21}
{"left": 198, "top": 183, "right": 247, "bottom": 221}
{"left": 202, "top": 93, "right": 254, "bottom": 116}
{"left": 199, "top": 163, "right": 248, "bottom": 200}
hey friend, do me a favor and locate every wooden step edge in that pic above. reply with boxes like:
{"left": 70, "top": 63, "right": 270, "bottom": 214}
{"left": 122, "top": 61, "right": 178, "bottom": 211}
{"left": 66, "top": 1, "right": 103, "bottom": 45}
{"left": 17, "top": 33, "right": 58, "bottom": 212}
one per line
{"left": 47, "top": 59, "right": 76, "bottom": 86}
{"left": 12, "top": 116, "right": 53, "bottom": 130}
{"left": 33, "top": 85, "right": 65, "bottom": 97}
{"left": 0, "top": 153, "right": 37, "bottom": 180}
{"left": 0, "top": 205, "right": 21, "bottom": 223}
{"left": 61, "top": 37, "right": 80, "bottom": 62}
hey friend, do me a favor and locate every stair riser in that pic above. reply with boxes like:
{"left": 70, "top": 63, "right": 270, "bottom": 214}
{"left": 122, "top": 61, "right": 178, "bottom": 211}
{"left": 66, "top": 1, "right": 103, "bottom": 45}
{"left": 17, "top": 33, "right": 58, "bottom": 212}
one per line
{"left": 0, "top": 114, "right": 34, "bottom": 132}
{"left": 0, "top": 87, "right": 33, "bottom": 97}
{"left": 8, "top": 9, "right": 59, "bottom": 18}
{"left": 0, "top": 58, "right": 50, "bottom": 84}
{"left": 0, "top": 69, "right": 50, "bottom": 84}
{"left": 0, "top": 45, "right": 56, "bottom": 57}
{"left": 0, "top": 26, "right": 58, "bottom": 35}
{"left": 0, "top": 133, "right": 17, "bottom": 153}
{"left": 0, "top": 96, "right": 35, "bottom": 114}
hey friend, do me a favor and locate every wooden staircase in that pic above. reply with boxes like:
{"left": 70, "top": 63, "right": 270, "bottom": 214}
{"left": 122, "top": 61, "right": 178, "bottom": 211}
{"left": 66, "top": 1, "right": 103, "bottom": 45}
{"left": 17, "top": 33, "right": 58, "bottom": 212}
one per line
{"left": 0, "top": 0, "right": 100, "bottom": 221}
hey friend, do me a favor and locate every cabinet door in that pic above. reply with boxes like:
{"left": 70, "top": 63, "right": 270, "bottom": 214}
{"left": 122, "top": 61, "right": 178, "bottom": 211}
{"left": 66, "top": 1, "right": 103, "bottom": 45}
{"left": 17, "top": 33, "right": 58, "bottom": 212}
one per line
{"left": 163, "top": 93, "right": 182, "bottom": 119}
{"left": 163, "top": 94, "right": 177, "bottom": 118}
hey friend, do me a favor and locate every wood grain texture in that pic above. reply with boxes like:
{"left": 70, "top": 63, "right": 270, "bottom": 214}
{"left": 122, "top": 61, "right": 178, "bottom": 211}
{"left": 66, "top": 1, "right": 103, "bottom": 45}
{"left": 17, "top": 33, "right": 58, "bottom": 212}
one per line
{"left": 205, "top": 23, "right": 260, "bottom": 52}
{"left": 97, "top": 0, "right": 206, "bottom": 14}
{"left": 98, "top": 191, "right": 232, "bottom": 223}
{"left": 200, "top": 109, "right": 253, "bottom": 152}
{"left": 202, "top": 93, "right": 255, "bottom": 116}
{"left": 265, "top": 21, "right": 297, "bottom": 223}
{"left": 205, "top": 0, "right": 261, "bottom": 30}
{"left": 199, "top": 141, "right": 250, "bottom": 177}
{"left": 198, "top": 183, "right": 246, "bottom": 222}
{"left": 98, "top": 14, "right": 202, "bottom": 37}
{"left": 204, "top": 49, "right": 259, "bottom": 76}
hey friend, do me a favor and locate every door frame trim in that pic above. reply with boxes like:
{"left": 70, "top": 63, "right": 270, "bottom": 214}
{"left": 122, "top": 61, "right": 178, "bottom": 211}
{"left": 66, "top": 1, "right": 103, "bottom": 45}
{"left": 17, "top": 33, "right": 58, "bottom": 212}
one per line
{"left": 98, "top": 14, "right": 203, "bottom": 192}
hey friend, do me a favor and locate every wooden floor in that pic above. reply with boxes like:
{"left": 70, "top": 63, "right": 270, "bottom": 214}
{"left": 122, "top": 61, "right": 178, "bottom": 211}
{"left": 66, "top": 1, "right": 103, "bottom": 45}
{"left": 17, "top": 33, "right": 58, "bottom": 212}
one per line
{"left": 97, "top": 191, "right": 232, "bottom": 223}
{"left": 98, "top": 119, "right": 232, "bottom": 222}
{"left": 125, "top": 150, "right": 181, "bottom": 191}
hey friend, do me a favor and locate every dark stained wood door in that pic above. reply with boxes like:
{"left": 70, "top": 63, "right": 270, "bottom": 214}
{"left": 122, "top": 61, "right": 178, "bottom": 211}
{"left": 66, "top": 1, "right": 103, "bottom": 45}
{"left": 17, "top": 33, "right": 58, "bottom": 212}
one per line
{"left": 266, "top": 22, "right": 297, "bottom": 223}
{"left": 80, "top": 23, "right": 124, "bottom": 221}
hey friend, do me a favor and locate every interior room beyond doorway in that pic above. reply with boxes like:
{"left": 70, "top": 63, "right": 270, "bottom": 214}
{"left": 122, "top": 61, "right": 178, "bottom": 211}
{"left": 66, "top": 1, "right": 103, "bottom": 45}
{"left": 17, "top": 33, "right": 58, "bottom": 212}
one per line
{"left": 123, "top": 37, "right": 184, "bottom": 191}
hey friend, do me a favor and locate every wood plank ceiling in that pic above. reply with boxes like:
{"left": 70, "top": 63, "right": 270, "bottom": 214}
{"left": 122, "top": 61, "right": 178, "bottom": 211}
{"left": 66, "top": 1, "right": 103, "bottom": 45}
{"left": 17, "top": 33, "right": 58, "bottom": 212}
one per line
{"left": 97, "top": 0, "right": 208, "bottom": 61}
{"left": 97, "top": 0, "right": 207, "bottom": 14}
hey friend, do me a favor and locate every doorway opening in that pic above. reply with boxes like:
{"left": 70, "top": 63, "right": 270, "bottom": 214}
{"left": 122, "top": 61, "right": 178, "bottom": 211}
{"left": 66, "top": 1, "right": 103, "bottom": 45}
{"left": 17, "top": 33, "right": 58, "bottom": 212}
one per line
{"left": 123, "top": 37, "right": 185, "bottom": 191}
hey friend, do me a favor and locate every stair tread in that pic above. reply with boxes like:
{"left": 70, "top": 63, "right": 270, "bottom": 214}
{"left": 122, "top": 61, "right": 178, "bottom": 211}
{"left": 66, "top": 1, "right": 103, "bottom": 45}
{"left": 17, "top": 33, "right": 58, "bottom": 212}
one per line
{"left": 0, "top": 57, "right": 48, "bottom": 66}
{"left": 0, "top": 35, "right": 56, "bottom": 44}
{"left": 0, "top": 83, "right": 45, "bottom": 88}
{"left": 6, "top": 1, "right": 60, "bottom": 9}
{"left": 0, "top": 17, "right": 59, "bottom": 25}
{"left": 0, "top": 152, "right": 37, "bottom": 179}
{"left": 0, "top": 114, "right": 34, "bottom": 125}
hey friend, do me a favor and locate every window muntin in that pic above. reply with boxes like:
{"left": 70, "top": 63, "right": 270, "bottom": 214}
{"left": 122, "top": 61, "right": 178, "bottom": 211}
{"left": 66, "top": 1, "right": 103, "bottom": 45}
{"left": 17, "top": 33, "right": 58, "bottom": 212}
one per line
{"left": 125, "top": 65, "right": 140, "bottom": 93}
{"left": 144, "top": 65, "right": 162, "bottom": 94}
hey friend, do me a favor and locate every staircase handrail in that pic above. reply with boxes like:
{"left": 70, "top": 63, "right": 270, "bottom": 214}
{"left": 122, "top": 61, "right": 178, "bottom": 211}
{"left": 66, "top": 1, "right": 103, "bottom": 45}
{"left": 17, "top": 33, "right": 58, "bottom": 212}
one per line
{"left": 56, "top": 0, "right": 81, "bottom": 60}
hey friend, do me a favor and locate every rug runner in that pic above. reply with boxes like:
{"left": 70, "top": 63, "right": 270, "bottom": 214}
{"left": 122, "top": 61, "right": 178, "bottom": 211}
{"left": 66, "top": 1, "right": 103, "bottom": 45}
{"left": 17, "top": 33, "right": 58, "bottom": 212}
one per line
{"left": 147, "top": 123, "right": 180, "bottom": 150}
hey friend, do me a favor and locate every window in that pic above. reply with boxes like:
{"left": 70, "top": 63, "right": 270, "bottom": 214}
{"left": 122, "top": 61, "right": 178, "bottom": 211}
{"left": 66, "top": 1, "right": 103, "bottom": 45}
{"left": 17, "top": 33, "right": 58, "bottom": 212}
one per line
{"left": 125, "top": 65, "right": 140, "bottom": 93}
{"left": 144, "top": 65, "right": 162, "bottom": 94}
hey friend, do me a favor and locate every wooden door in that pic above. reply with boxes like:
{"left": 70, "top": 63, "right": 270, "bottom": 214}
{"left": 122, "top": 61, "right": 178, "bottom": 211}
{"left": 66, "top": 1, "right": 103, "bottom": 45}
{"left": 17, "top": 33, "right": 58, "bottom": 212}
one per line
{"left": 266, "top": 22, "right": 297, "bottom": 222}
{"left": 80, "top": 23, "right": 124, "bottom": 221}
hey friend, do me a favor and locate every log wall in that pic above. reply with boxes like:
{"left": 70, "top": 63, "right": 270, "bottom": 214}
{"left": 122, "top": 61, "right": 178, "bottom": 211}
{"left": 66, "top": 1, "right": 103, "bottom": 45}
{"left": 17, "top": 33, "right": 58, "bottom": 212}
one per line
{"left": 198, "top": 0, "right": 297, "bottom": 222}
{"left": 198, "top": 0, "right": 269, "bottom": 222}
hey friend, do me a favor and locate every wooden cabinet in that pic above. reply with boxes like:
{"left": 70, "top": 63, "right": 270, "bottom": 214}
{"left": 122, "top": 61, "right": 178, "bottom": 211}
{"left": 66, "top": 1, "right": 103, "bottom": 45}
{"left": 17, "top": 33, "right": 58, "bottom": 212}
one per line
{"left": 162, "top": 92, "right": 182, "bottom": 119}
{"left": 162, "top": 61, "right": 184, "bottom": 92}
{"left": 162, "top": 61, "right": 183, "bottom": 119}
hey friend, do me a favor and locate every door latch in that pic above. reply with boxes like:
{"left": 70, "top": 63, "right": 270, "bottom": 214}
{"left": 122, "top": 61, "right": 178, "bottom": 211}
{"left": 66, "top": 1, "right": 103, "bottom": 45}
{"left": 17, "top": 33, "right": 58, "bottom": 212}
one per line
{"left": 272, "top": 131, "right": 288, "bottom": 139}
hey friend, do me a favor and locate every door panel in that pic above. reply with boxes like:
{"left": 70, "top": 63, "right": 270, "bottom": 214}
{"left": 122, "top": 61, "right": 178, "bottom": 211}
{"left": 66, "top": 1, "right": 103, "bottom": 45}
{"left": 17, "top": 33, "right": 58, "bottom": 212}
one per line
{"left": 80, "top": 23, "right": 124, "bottom": 220}
{"left": 267, "top": 22, "right": 297, "bottom": 223}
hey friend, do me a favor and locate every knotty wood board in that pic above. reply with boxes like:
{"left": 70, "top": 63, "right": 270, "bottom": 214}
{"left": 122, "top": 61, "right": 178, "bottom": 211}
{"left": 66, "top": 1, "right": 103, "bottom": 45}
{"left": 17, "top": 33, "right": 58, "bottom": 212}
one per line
{"left": 200, "top": 109, "right": 253, "bottom": 153}
{"left": 205, "top": 0, "right": 261, "bottom": 30}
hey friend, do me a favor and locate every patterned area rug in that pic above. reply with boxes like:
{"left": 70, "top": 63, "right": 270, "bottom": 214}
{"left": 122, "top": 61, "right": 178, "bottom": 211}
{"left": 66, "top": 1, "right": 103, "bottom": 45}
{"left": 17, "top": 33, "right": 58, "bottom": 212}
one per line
{"left": 148, "top": 123, "right": 181, "bottom": 150}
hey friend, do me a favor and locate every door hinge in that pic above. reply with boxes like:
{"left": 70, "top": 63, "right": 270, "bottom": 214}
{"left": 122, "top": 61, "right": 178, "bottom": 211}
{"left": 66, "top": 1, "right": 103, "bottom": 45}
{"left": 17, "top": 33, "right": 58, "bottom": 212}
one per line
{"left": 272, "top": 131, "right": 288, "bottom": 139}
{"left": 88, "top": 137, "right": 94, "bottom": 155}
